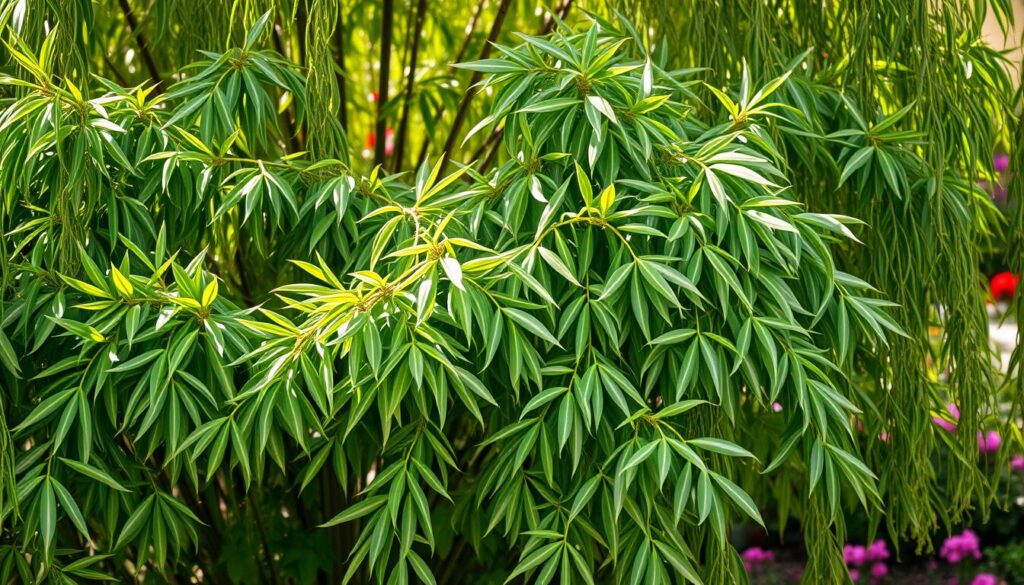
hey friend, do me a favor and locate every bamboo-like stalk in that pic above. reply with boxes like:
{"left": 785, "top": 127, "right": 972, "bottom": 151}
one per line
{"left": 540, "top": 0, "right": 572, "bottom": 34}
{"left": 374, "top": 0, "right": 395, "bottom": 167}
{"left": 416, "top": 0, "right": 486, "bottom": 168}
{"left": 335, "top": 6, "right": 348, "bottom": 131}
{"left": 117, "top": 0, "right": 163, "bottom": 90}
{"left": 393, "top": 0, "right": 428, "bottom": 169}
{"left": 439, "top": 0, "right": 513, "bottom": 173}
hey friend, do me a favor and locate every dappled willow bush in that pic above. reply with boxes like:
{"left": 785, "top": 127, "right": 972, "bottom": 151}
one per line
{"left": 0, "top": 9, "right": 1003, "bottom": 585}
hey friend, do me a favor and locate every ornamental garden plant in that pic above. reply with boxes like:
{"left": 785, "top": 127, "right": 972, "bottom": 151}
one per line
{"left": 0, "top": 1, "right": 1021, "bottom": 584}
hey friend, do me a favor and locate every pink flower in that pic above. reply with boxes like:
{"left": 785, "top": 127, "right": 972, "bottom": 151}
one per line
{"left": 867, "top": 540, "right": 890, "bottom": 561}
{"left": 971, "top": 574, "right": 999, "bottom": 585}
{"left": 1011, "top": 455, "right": 1024, "bottom": 471}
{"left": 994, "top": 154, "right": 1009, "bottom": 173}
{"left": 939, "top": 530, "right": 982, "bottom": 564}
{"left": 850, "top": 569, "right": 861, "bottom": 582}
{"left": 870, "top": 562, "right": 888, "bottom": 579}
{"left": 844, "top": 545, "right": 868, "bottom": 566}
{"left": 978, "top": 431, "right": 1001, "bottom": 454}
{"left": 740, "top": 546, "right": 775, "bottom": 572}
{"left": 772, "top": 402, "right": 782, "bottom": 412}
{"left": 933, "top": 403, "right": 960, "bottom": 433}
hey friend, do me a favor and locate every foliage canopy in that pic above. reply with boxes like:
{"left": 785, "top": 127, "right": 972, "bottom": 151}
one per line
{"left": 0, "top": 1, "right": 1019, "bottom": 584}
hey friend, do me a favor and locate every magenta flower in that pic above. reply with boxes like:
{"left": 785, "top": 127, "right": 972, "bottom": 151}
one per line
{"left": 740, "top": 546, "right": 775, "bottom": 572}
{"left": 971, "top": 574, "right": 999, "bottom": 585}
{"left": 867, "top": 540, "right": 890, "bottom": 562}
{"left": 850, "top": 568, "right": 861, "bottom": 582}
{"left": 844, "top": 544, "right": 868, "bottom": 566}
{"left": 977, "top": 431, "right": 1001, "bottom": 454}
{"left": 870, "top": 562, "right": 888, "bottom": 579}
{"left": 939, "top": 530, "right": 982, "bottom": 564}
{"left": 933, "top": 403, "right": 960, "bottom": 433}
{"left": 1011, "top": 455, "right": 1024, "bottom": 471}
{"left": 994, "top": 154, "right": 1009, "bottom": 173}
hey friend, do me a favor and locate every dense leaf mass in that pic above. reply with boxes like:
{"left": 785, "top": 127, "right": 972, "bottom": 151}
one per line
{"left": 0, "top": 5, "right": 1013, "bottom": 585}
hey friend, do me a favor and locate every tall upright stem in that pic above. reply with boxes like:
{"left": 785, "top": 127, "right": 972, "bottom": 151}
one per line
{"left": 117, "top": 0, "right": 163, "bottom": 91}
{"left": 374, "top": 0, "right": 395, "bottom": 168}
{"left": 439, "top": 0, "right": 513, "bottom": 173}
{"left": 416, "top": 0, "right": 486, "bottom": 168}
{"left": 335, "top": 6, "right": 348, "bottom": 131}
{"left": 393, "top": 0, "right": 428, "bottom": 169}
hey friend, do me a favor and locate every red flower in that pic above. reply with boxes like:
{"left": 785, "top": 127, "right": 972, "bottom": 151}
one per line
{"left": 990, "top": 272, "right": 1018, "bottom": 301}
{"left": 366, "top": 128, "right": 395, "bottom": 156}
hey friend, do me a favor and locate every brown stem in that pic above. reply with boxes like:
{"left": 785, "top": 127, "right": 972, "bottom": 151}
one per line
{"left": 437, "top": 539, "right": 470, "bottom": 585}
{"left": 100, "top": 51, "right": 130, "bottom": 86}
{"left": 178, "top": 484, "right": 227, "bottom": 583}
{"left": 481, "top": 130, "right": 502, "bottom": 169}
{"left": 416, "top": 0, "right": 485, "bottom": 168}
{"left": 453, "top": 0, "right": 486, "bottom": 65}
{"left": 393, "top": 0, "right": 429, "bottom": 169}
{"left": 470, "top": 126, "right": 502, "bottom": 162}
{"left": 249, "top": 491, "right": 281, "bottom": 585}
{"left": 374, "top": 0, "right": 395, "bottom": 168}
{"left": 541, "top": 0, "right": 574, "bottom": 35}
{"left": 271, "top": 19, "right": 304, "bottom": 153}
{"left": 117, "top": 0, "right": 163, "bottom": 91}
{"left": 296, "top": 1, "right": 308, "bottom": 64}
{"left": 235, "top": 233, "right": 254, "bottom": 305}
{"left": 439, "top": 0, "right": 513, "bottom": 174}
{"left": 320, "top": 465, "right": 351, "bottom": 582}
{"left": 335, "top": 7, "right": 348, "bottom": 131}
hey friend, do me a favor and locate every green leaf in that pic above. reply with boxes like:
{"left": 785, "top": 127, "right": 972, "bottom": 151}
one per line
{"left": 688, "top": 438, "right": 756, "bottom": 460}
{"left": 575, "top": 161, "right": 594, "bottom": 206}
{"left": 39, "top": 479, "right": 57, "bottom": 557}
{"left": 320, "top": 495, "right": 388, "bottom": 527}
{"left": 569, "top": 475, "right": 602, "bottom": 522}
{"left": 710, "top": 472, "right": 764, "bottom": 527}
{"left": 115, "top": 495, "right": 155, "bottom": 550}
{"left": 60, "top": 457, "right": 131, "bottom": 492}
{"left": 504, "top": 308, "right": 561, "bottom": 347}
{"left": 505, "top": 541, "right": 562, "bottom": 583}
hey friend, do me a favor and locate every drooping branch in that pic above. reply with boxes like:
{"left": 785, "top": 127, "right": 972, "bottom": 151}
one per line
{"left": 306, "top": 0, "right": 346, "bottom": 159}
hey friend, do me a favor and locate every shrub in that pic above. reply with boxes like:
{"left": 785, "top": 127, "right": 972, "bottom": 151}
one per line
{"left": 0, "top": 2, "right": 1017, "bottom": 585}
